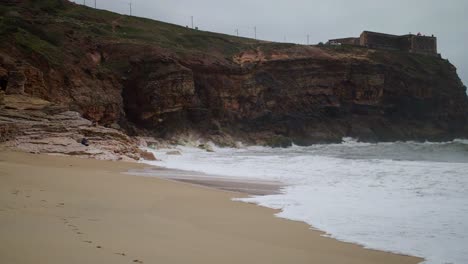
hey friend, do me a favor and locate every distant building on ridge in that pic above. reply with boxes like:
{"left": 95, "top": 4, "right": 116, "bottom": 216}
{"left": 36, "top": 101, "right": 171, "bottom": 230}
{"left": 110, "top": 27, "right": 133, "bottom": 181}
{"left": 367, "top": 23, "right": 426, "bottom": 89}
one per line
{"left": 328, "top": 31, "right": 438, "bottom": 56}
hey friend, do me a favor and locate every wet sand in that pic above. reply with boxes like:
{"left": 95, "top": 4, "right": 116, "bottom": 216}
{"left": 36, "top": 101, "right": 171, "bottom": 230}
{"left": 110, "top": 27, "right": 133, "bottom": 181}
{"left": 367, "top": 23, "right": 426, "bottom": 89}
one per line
{"left": 127, "top": 166, "right": 283, "bottom": 195}
{"left": 0, "top": 151, "right": 423, "bottom": 264}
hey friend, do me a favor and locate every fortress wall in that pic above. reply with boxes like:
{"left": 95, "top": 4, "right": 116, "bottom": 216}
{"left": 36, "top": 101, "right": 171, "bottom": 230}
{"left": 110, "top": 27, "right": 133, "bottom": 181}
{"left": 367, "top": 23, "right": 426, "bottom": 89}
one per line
{"left": 331, "top": 31, "right": 438, "bottom": 55}
{"left": 398, "top": 35, "right": 413, "bottom": 51}
{"left": 360, "top": 32, "right": 400, "bottom": 50}
{"left": 410, "top": 36, "right": 437, "bottom": 54}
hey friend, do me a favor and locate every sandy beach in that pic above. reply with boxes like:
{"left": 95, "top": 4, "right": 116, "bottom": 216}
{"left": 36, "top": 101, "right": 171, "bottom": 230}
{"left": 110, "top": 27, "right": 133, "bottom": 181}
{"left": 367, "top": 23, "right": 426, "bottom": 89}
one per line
{"left": 0, "top": 150, "right": 423, "bottom": 264}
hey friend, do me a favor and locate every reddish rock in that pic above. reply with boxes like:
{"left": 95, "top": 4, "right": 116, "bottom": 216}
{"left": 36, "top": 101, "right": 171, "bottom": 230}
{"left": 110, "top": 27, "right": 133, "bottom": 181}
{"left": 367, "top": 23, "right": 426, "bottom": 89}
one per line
{"left": 139, "top": 150, "right": 157, "bottom": 161}
{"left": 5, "top": 69, "right": 26, "bottom": 95}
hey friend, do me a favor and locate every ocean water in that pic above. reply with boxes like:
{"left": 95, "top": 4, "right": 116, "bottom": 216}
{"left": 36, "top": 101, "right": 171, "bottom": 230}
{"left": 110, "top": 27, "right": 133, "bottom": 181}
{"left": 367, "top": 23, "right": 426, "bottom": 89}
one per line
{"left": 143, "top": 138, "right": 468, "bottom": 264}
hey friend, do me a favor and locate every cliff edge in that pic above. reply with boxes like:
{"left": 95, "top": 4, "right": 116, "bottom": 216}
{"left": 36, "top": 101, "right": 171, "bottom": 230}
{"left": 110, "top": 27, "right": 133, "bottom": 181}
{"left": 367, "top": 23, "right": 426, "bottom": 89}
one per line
{"left": 1, "top": 0, "right": 467, "bottom": 147}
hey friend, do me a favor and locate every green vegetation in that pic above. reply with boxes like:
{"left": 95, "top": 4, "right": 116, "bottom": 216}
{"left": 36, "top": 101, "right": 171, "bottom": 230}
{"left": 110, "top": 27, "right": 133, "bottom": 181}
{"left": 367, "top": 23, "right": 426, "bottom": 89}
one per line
{"left": 43, "top": 0, "right": 259, "bottom": 57}
{"left": 0, "top": 0, "right": 284, "bottom": 58}
{"left": 0, "top": 6, "right": 64, "bottom": 65}
{"left": 0, "top": 0, "right": 306, "bottom": 66}
{"left": 0, "top": 17, "right": 17, "bottom": 36}
{"left": 14, "top": 28, "right": 63, "bottom": 65}
{"left": 29, "top": 0, "right": 66, "bottom": 12}
{"left": 6, "top": 0, "right": 448, "bottom": 72}
{"left": 1, "top": 0, "right": 454, "bottom": 80}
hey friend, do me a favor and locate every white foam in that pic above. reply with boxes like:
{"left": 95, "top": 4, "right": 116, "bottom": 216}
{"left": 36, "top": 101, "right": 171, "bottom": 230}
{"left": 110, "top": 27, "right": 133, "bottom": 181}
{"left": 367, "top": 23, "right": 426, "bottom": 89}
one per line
{"left": 143, "top": 140, "right": 468, "bottom": 264}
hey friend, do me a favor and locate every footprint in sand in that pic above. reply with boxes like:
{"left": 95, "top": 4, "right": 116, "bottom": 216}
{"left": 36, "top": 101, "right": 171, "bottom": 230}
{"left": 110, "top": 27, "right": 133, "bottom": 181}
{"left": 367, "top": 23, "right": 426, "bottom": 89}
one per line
{"left": 60, "top": 217, "right": 140, "bottom": 263}
{"left": 61, "top": 218, "right": 83, "bottom": 235}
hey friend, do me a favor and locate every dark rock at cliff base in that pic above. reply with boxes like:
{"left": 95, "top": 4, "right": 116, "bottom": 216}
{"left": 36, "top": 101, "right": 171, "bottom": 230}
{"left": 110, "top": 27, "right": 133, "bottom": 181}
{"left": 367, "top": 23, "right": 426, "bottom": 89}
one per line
{"left": 265, "top": 136, "right": 293, "bottom": 148}
{"left": 198, "top": 144, "right": 215, "bottom": 152}
{"left": 0, "top": 91, "right": 5, "bottom": 108}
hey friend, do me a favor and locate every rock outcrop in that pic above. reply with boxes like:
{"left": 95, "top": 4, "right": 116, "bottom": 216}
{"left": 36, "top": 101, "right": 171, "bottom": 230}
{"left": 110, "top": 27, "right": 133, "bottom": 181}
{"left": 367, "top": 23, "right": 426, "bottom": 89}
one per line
{"left": 0, "top": 94, "right": 142, "bottom": 160}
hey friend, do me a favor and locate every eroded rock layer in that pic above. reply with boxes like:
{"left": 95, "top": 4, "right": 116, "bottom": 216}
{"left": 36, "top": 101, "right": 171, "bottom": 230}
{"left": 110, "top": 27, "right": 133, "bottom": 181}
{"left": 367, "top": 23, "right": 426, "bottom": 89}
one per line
{"left": 0, "top": 94, "right": 142, "bottom": 160}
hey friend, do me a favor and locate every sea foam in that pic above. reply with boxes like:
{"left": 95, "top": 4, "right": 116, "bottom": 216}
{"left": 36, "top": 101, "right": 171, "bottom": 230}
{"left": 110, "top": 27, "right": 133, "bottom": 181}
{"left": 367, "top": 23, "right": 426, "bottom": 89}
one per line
{"left": 143, "top": 139, "right": 468, "bottom": 264}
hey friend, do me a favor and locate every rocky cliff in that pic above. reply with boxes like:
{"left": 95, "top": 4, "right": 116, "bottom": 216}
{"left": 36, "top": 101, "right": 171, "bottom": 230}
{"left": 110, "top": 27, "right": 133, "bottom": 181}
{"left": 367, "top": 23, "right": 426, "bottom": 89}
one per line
{"left": 1, "top": 0, "right": 467, "bottom": 148}
{"left": 0, "top": 93, "right": 157, "bottom": 160}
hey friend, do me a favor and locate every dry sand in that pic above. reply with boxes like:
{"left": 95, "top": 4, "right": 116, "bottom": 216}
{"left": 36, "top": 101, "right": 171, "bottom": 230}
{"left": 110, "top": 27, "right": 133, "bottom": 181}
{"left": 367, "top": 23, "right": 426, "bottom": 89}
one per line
{"left": 0, "top": 151, "right": 423, "bottom": 264}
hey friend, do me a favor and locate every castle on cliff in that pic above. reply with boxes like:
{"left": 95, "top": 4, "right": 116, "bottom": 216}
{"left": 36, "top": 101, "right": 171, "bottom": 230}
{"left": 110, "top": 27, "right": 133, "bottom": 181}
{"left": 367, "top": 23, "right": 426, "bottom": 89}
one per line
{"left": 328, "top": 31, "right": 438, "bottom": 56}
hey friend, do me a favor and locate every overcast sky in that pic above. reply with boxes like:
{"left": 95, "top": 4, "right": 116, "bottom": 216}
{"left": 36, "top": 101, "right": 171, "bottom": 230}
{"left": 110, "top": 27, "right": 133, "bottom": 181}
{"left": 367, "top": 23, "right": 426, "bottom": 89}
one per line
{"left": 74, "top": 0, "right": 468, "bottom": 87}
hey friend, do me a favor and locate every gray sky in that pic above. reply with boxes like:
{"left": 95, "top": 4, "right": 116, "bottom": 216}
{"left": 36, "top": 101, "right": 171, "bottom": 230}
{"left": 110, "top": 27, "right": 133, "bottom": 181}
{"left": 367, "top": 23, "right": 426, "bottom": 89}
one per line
{"left": 74, "top": 0, "right": 468, "bottom": 87}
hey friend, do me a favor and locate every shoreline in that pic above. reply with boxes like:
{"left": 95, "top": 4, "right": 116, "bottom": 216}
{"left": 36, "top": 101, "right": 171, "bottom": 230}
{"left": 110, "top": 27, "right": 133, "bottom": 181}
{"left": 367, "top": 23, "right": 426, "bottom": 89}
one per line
{"left": 0, "top": 150, "right": 424, "bottom": 264}
{"left": 127, "top": 166, "right": 284, "bottom": 196}
{"left": 129, "top": 164, "right": 426, "bottom": 260}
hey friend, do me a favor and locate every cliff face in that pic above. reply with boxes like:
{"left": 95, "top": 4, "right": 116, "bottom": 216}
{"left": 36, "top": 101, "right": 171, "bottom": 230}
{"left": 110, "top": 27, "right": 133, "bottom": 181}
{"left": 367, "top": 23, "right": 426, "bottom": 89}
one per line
{"left": 1, "top": 0, "right": 467, "bottom": 146}
{"left": 124, "top": 48, "right": 467, "bottom": 144}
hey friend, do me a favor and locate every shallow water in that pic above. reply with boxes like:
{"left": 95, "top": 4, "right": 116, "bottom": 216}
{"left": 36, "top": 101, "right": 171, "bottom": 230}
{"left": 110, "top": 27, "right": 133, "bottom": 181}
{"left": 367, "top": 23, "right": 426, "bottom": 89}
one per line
{"left": 143, "top": 138, "right": 468, "bottom": 264}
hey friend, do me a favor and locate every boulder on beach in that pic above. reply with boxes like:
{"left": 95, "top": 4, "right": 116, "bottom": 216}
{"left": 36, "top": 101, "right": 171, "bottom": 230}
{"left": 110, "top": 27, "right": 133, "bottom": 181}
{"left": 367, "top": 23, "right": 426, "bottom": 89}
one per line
{"left": 139, "top": 150, "right": 157, "bottom": 161}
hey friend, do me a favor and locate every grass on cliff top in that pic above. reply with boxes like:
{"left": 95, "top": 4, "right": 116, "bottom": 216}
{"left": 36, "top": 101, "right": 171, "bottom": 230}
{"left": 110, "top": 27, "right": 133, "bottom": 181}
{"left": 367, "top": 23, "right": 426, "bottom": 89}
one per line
{"left": 13, "top": 28, "right": 64, "bottom": 65}
{"left": 4, "top": 0, "right": 304, "bottom": 59}
{"left": 2, "top": 0, "right": 448, "bottom": 69}
{"left": 60, "top": 3, "right": 299, "bottom": 58}
{"left": 20, "top": 0, "right": 268, "bottom": 57}
{"left": 0, "top": 12, "right": 65, "bottom": 65}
